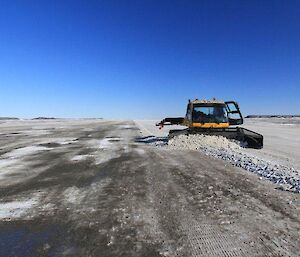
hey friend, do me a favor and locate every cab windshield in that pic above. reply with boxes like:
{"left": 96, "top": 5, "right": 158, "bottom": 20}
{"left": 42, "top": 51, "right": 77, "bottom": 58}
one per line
{"left": 193, "top": 105, "right": 228, "bottom": 123}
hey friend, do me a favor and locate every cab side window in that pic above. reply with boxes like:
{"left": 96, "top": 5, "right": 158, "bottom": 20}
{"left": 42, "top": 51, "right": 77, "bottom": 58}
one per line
{"left": 225, "top": 101, "right": 243, "bottom": 125}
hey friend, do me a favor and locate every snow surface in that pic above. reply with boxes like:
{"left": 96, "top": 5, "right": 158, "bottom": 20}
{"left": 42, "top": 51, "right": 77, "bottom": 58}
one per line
{"left": 134, "top": 119, "right": 300, "bottom": 193}
{"left": 0, "top": 196, "right": 39, "bottom": 219}
{"left": 71, "top": 155, "right": 93, "bottom": 162}
{"left": 2, "top": 146, "right": 50, "bottom": 159}
{"left": 99, "top": 138, "right": 113, "bottom": 149}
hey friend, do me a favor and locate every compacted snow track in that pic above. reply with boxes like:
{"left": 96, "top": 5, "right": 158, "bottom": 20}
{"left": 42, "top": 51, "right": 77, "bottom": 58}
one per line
{"left": 0, "top": 119, "right": 299, "bottom": 256}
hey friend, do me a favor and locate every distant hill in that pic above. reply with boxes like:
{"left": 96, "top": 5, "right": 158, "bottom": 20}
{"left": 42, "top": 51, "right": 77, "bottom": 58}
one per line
{"left": 245, "top": 115, "right": 300, "bottom": 118}
{"left": 31, "top": 117, "right": 103, "bottom": 120}
{"left": 32, "top": 117, "right": 57, "bottom": 120}
{"left": 0, "top": 117, "right": 19, "bottom": 120}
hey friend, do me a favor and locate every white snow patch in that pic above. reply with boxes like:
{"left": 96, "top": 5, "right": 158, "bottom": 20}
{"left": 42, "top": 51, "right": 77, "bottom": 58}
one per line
{"left": 85, "top": 138, "right": 122, "bottom": 165}
{"left": 99, "top": 138, "right": 113, "bottom": 149}
{"left": 119, "top": 124, "right": 135, "bottom": 129}
{"left": 0, "top": 159, "right": 50, "bottom": 185}
{"left": 0, "top": 159, "right": 19, "bottom": 169}
{"left": 0, "top": 156, "right": 33, "bottom": 181}
{"left": 58, "top": 139, "right": 77, "bottom": 145}
{"left": 19, "top": 130, "right": 51, "bottom": 136}
{"left": 135, "top": 148, "right": 146, "bottom": 155}
{"left": 0, "top": 155, "right": 50, "bottom": 185}
{"left": 99, "top": 137, "right": 121, "bottom": 149}
{"left": 280, "top": 124, "right": 296, "bottom": 126}
{"left": 63, "top": 186, "right": 86, "bottom": 204}
{"left": 3, "top": 146, "right": 50, "bottom": 159}
{"left": 63, "top": 179, "right": 111, "bottom": 206}
{"left": 71, "top": 154, "right": 93, "bottom": 162}
{"left": 0, "top": 196, "right": 39, "bottom": 219}
{"left": 94, "top": 153, "right": 119, "bottom": 165}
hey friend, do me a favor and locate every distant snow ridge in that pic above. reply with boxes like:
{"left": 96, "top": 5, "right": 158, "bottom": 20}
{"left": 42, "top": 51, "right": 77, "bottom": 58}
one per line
{"left": 169, "top": 135, "right": 300, "bottom": 193}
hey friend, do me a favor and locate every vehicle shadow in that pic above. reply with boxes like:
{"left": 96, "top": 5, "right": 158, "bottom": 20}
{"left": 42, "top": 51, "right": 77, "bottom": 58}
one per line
{"left": 135, "top": 135, "right": 168, "bottom": 145}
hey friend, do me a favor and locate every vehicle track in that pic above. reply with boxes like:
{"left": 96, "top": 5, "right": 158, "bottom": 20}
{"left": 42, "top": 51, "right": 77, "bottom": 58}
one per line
{"left": 143, "top": 148, "right": 299, "bottom": 257}
{"left": 144, "top": 152, "right": 247, "bottom": 257}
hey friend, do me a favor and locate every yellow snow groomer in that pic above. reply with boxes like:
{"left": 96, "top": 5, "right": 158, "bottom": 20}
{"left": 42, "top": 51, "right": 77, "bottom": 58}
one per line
{"left": 156, "top": 99, "right": 263, "bottom": 149}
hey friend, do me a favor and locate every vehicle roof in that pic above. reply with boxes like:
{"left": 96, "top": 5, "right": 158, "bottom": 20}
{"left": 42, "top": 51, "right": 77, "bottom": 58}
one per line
{"left": 189, "top": 99, "right": 225, "bottom": 104}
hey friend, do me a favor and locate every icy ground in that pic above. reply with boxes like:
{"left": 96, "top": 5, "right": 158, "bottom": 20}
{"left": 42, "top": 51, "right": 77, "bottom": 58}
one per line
{"left": 169, "top": 134, "right": 300, "bottom": 193}
{"left": 0, "top": 119, "right": 299, "bottom": 256}
{"left": 135, "top": 118, "right": 300, "bottom": 194}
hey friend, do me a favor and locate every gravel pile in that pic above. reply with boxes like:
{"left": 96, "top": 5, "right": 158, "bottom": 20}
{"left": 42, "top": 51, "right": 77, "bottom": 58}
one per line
{"left": 169, "top": 134, "right": 300, "bottom": 194}
{"left": 169, "top": 134, "right": 242, "bottom": 150}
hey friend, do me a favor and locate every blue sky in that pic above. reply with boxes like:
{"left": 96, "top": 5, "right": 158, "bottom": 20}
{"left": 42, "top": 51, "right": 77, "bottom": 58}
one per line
{"left": 0, "top": 0, "right": 299, "bottom": 118}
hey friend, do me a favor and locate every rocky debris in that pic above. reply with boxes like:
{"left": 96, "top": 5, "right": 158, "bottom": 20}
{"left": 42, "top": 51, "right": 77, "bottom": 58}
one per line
{"left": 168, "top": 134, "right": 300, "bottom": 194}
{"left": 169, "top": 134, "right": 242, "bottom": 150}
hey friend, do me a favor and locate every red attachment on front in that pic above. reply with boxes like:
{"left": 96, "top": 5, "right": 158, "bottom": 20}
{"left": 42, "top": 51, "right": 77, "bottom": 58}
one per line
{"left": 156, "top": 119, "right": 165, "bottom": 129}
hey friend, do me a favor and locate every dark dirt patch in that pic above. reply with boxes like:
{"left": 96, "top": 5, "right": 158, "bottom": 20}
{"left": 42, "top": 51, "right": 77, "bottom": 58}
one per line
{"left": 39, "top": 143, "right": 61, "bottom": 148}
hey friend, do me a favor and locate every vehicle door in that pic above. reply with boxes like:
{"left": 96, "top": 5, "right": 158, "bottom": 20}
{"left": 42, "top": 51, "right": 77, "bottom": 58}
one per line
{"left": 225, "top": 101, "right": 243, "bottom": 125}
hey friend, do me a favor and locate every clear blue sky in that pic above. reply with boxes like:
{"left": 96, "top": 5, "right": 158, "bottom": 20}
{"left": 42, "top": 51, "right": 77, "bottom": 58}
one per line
{"left": 0, "top": 0, "right": 299, "bottom": 118}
